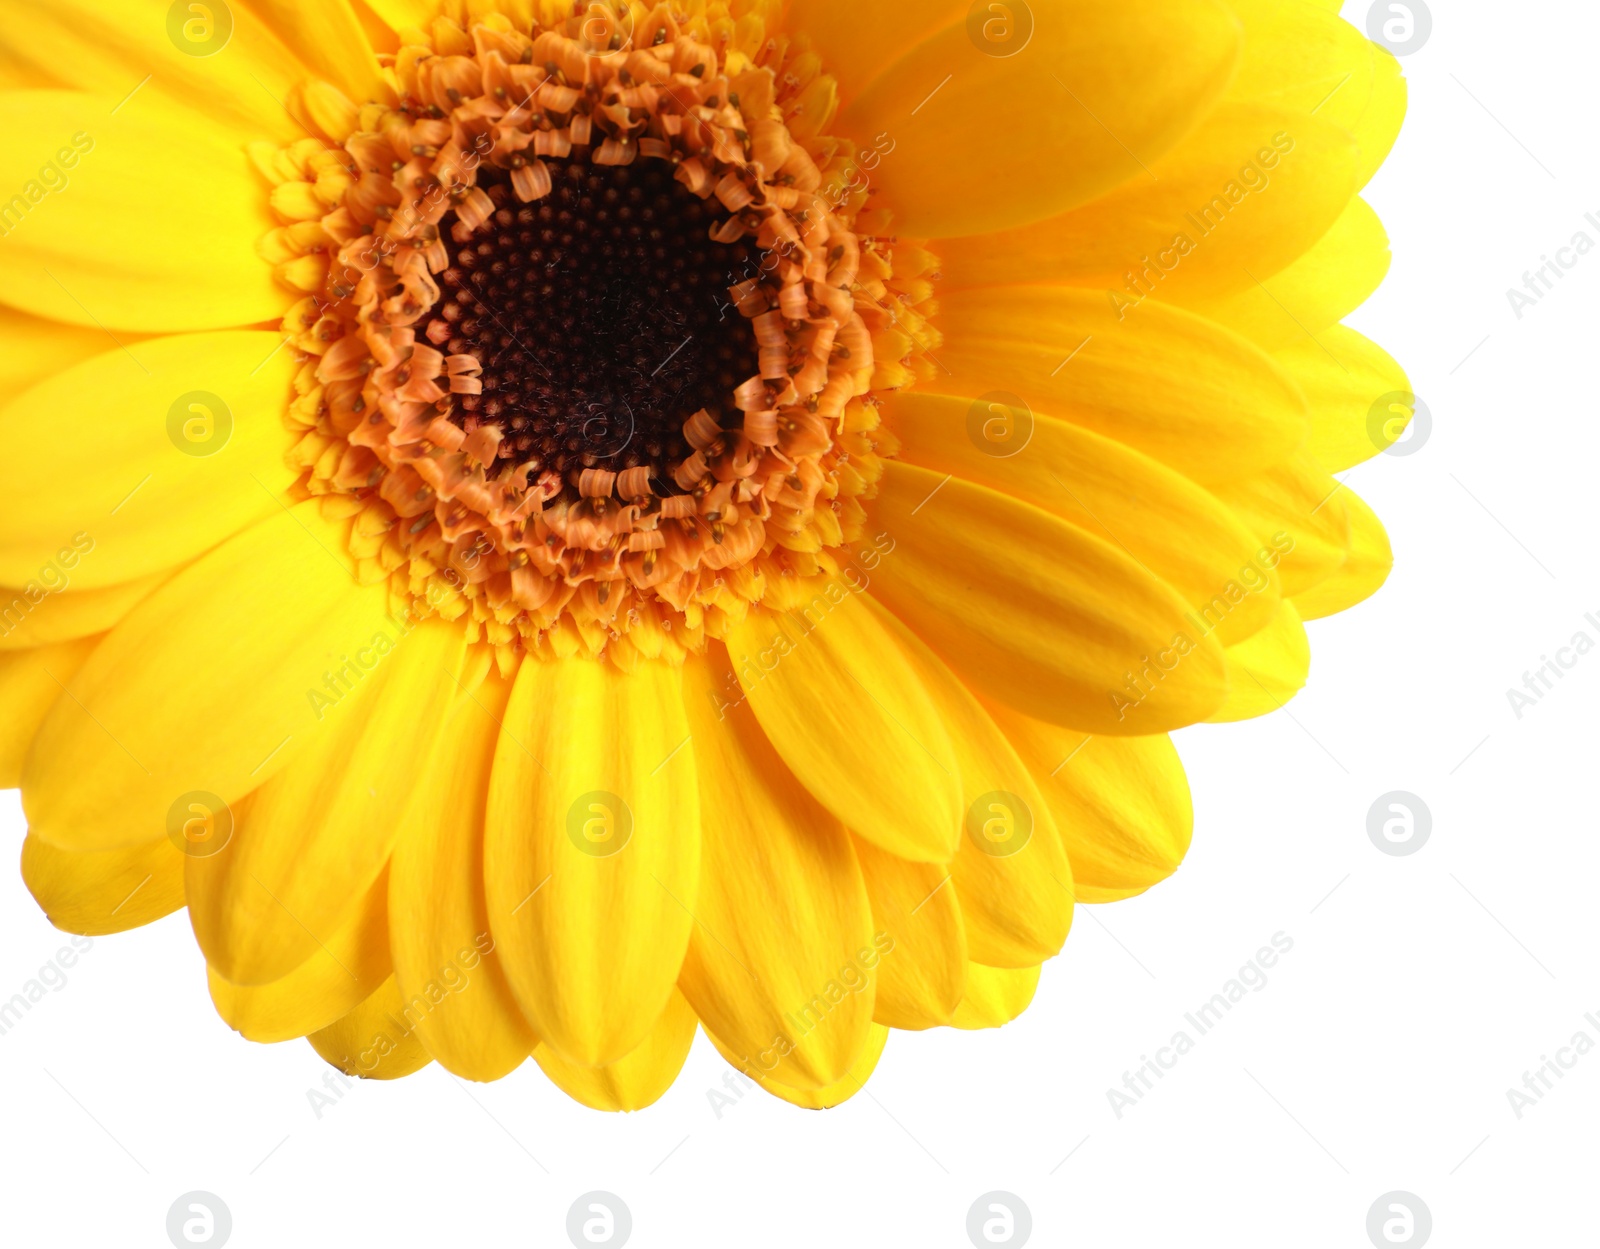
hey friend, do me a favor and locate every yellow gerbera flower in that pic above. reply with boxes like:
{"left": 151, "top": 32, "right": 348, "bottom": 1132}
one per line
{"left": 0, "top": 0, "right": 1408, "bottom": 1110}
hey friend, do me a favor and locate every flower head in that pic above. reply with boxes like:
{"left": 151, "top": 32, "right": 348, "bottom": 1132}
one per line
{"left": 1, "top": 0, "right": 1407, "bottom": 1109}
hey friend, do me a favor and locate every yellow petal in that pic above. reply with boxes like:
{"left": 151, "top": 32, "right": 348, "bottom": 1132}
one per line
{"left": 780, "top": 1, "right": 966, "bottom": 106}
{"left": 834, "top": 0, "right": 1242, "bottom": 237}
{"left": 711, "top": 1023, "right": 889, "bottom": 1110}
{"left": 0, "top": 91, "right": 284, "bottom": 332}
{"left": 883, "top": 391, "right": 1283, "bottom": 646}
{"left": 930, "top": 284, "right": 1309, "bottom": 482}
{"left": 1211, "top": 451, "right": 1351, "bottom": 598}
{"left": 20, "top": 831, "right": 184, "bottom": 935}
{"left": 1276, "top": 324, "right": 1412, "bottom": 473}
{"left": 677, "top": 654, "right": 876, "bottom": 1089}
{"left": 1185, "top": 196, "right": 1390, "bottom": 349}
{"left": 245, "top": 0, "right": 394, "bottom": 108}
{"left": 532, "top": 990, "right": 698, "bottom": 1112}
{"left": 23, "top": 504, "right": 395, "bottom": 853}
{"left": 389, "top": 668, "right": 536, "bottom": 1081}
{"left": 877, "top": 608, "right": 1072, "bottom": 968}
{"left": 0, "top": 304, "right": 139, "bottom": 397}
{"left": 722, "top": 593, "right": 961, "bottom": 862}
{"left": 308, "top": 975, "right": 434, "bottom": 1080}
{"left": 207, "top": 871, "right": 392, "bottom": 1043}
{"left": 1291, "top": 484, "right": 1393, "bottom": 620}
{"left": 1225, "top": 0, "right": 1407, "bottom": 189}
{"left": 949, "top": 962, "right": 1041, "bottom": 1030}
{"left": 937, "top": 104, "right": 1359, "bottom": 303}
{"left": 1207, "top": 600, "right": 1311, "bottom": 722}
{"left": 0, "top": 635, "right": 97, "bottom": 786}
{"left": 853, "top": 836, "right": 965, "bottom": 1031}
{"left": 988, "top": 705, "right": 1193, "bottom": 904}
{"left": 0, "top": 574, "right": 165, "bottom": 651}
{"left": 0, "top": 332, "right": 298, "bottom": 589}
{"left": 867, "top": 462, "right": 1228, "bottom": 734}
{"left": 485, "top": 656, "right": 699, "bottom": 1067}
{"left": 1353, "top": 48, "right": 1406, "bottom": 189}
{"left": 0, "top": 0, "right": 316, "bottom": 143}
{"left": 187, "top": 619, "right": 465, "bottom": 984}
{"left": 362, "top": 0, "right": 438, "bottom": 38}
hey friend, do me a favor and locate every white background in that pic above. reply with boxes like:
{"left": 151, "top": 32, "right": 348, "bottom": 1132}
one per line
{"left": 2, "top": 1, "right": 1596, "bottom": 1245}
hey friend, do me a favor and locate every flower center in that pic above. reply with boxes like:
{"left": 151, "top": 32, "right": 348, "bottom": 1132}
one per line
{"left": 431, "top": 160, "right": 762, "bottom": 493}
{"left": 267, "top": 5, "right": 941, "bottom": 665}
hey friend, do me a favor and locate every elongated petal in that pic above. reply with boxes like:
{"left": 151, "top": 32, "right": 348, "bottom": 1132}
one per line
{"left": 207, "top": 871, "right": 392, "bottom": 1043}
{"left": 853, "top": 837, "right": 964, "bottom": 1031}
{"left": 677, "top": 655, "right": 876, "bottom": 1089}
{"left": 1291, "top": 485, "right": 1393, "bottom": 620}
{"left": 20, "top": 832, "right": 183, "bottom": 935}
{"left": 1276, "top": 324, "right": 1412, "bottom": 473}
{"left": 187, "top": 620, "right": 465, "bottom": 984}
{"left": 1212, "top": 451, "right": 1352, "bottom": 599}
{"left": 0, "top": 575, "right": 165, "bottom": 652}
{"left": 867, "top": 462, "right": 1228, "bottom": 734}
{"left": 781, "top": 0, "right": 966, "bottom": 105}
{"left": 0, "top": 304, "right": 136, "bottom": 398}
{"left": 1188, "top": 197, "right": 1390, "bottom": 349}
{"left": 930, "top": 285, "right": 1309, "bottom": 482}
{"left": 711, "top": 1024, "right": 889, "bottom": 1110}
{"left": 835, "top": 0, "right": 1241, "bottom": 237}
{"left": 722, "top": 594, "right": 961, "bottom": 862}
{"left": 1208, "top": 601, "right": 1311, "bottom": 722}
{"left": 1225, "top": 0, "right": 1406, "bottom": 189}
{"left": 533, "top": 991, "right": 697, "bottom": 1112}
{"left": 988, "top": 704, "right": 1193, "bottom": 904}
{"left": 950, "top": 963, "right": 1041, "bottom": 1030}
{"left": 0, "top": 636, "right": 96, "bottom": 786}
{"left": 0, "top": 91, "right": 283, "bottom": 332}
{"left": 246, "top": 0, "right": 393, "bottom": 107}
{"left": 23, "top": 504, "right": 395, "bottom": 852}
{"left": 308, "top": 975, "right": 433, "bottom": 1080}
{"left": 0, "top": 0, "right": 314, "bottom": 142}
{"left": 362, "top": 0, "right": 436, "bottom": 38}
{"left": 389, "top": 668, "right": 536, "bottom": 1081}
{"left": 884, "top": 391, "right": 1282, "bottom": 646}
{"left": 0, "top": 332, "right": 299, "bottom": 589}
{"left": 485, "top": 657, "right": 699, "bottom": 1067}
{"left": 884, "top": 618, "right": 1073, "bottom": 969}
{"left": 938, "top": 104, "right": 1359, "bottom": 302}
